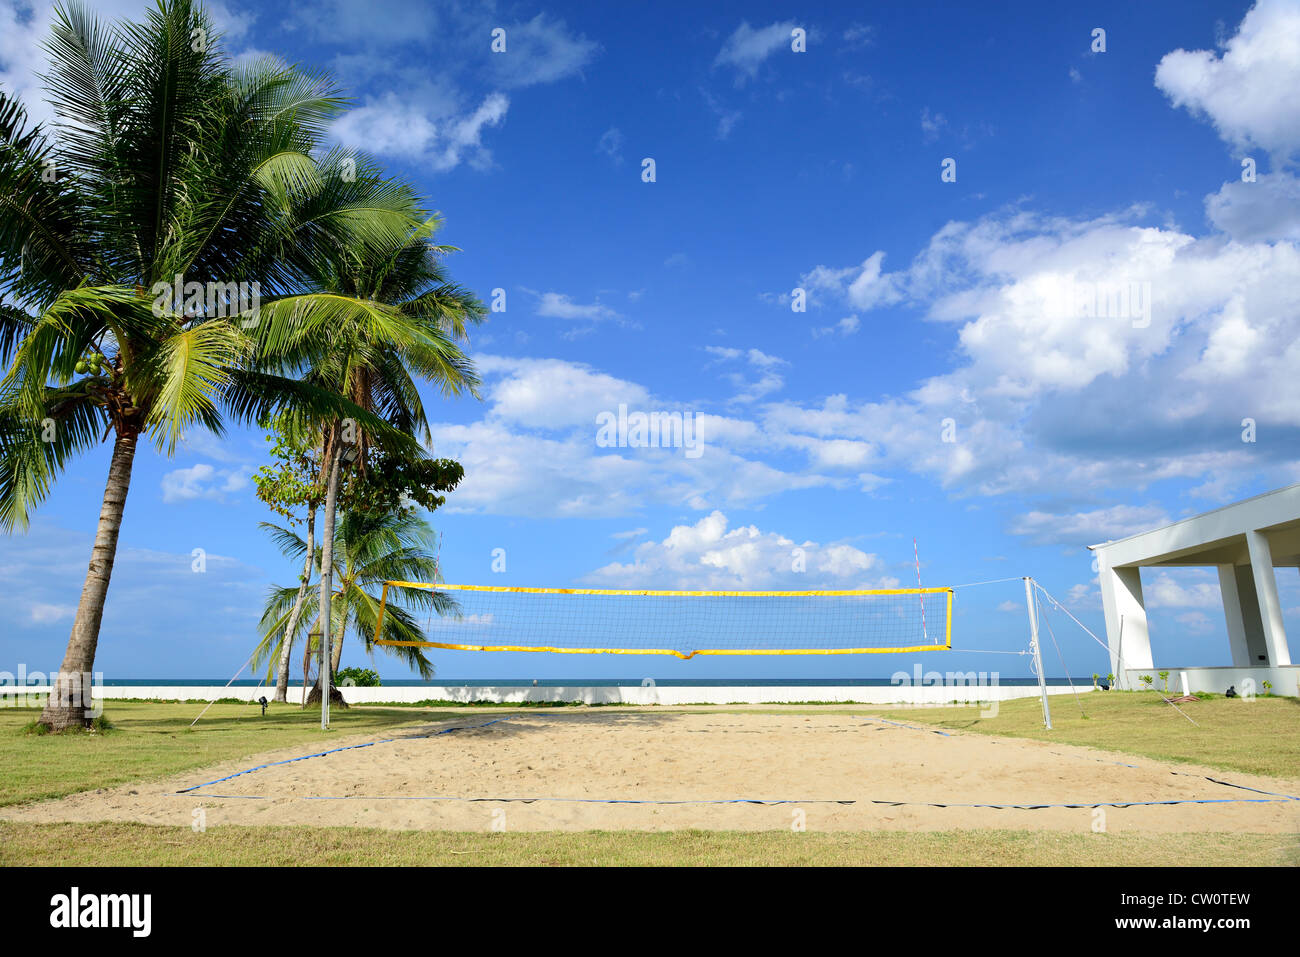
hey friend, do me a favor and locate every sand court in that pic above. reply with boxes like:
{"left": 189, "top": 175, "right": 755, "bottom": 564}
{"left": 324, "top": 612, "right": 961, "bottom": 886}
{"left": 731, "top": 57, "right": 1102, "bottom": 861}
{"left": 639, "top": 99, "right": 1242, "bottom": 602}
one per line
{"left": 5, "top": 710, "right": 1299, "bottom": 835}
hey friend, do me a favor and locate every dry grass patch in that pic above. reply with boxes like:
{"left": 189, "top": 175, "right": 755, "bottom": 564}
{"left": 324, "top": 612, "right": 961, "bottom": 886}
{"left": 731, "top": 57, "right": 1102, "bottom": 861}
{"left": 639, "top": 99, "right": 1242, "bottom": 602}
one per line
{"left": 1, "top": 821, "right": 1294, "bottom": 866}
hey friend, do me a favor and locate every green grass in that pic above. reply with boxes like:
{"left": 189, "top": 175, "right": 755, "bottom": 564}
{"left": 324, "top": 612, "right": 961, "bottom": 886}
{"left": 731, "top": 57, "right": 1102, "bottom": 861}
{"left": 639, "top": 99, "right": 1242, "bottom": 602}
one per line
{"left": 1, "top": 822, "right": 1294, "bottom": 866}
{"left": 879, "top": 691, "right": 1300, "bottom": 779}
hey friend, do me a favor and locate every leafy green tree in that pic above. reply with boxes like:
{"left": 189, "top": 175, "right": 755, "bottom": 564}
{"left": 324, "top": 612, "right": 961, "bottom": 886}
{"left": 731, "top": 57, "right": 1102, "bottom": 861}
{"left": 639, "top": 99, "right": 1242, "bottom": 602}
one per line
{"left": 253, "top": 413, "right": 463, "bottom": 701}
{"left": 0, "top": 0, "right": 425, "bottom": 729}
{"left": 256, "top": 202, "right": 483, "bottom": 713}
{"left": 252, "top": 415, "right": 323, "bottom": 701}
{"left": 255, "top": 508, "right": 455, "bottom": 698}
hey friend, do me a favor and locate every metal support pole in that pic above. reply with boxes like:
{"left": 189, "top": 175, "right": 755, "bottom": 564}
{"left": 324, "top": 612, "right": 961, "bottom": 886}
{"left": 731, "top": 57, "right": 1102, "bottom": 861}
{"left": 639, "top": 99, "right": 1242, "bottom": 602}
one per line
{"left": 321, "top": 627, "right": 330, "bottom": 730}
{"left": 1024, "top": 576, "right": 1052, "bottom": 730}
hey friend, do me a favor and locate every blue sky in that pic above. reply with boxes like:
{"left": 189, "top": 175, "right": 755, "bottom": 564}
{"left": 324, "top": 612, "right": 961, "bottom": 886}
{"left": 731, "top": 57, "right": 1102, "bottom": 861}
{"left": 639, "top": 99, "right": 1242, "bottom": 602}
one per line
{"left": 2, "top": 0, "right": 1299, "bottom": 682}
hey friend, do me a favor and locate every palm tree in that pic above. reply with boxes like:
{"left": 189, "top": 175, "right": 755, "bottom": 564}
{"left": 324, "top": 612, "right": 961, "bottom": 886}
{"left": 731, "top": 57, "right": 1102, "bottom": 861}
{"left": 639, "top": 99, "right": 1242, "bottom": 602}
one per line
{"left": 254, "top": 508, "right": 456, "bottom": 693}
{"left": 255, "top": 207, "right": 484, "bottom": 714}
{"left": 0, "top": 0, "right": 424, "bottom": 729}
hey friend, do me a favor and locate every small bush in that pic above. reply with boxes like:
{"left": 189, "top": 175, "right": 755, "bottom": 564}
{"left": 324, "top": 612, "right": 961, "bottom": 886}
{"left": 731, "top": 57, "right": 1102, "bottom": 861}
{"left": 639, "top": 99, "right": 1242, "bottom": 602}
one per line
{"left": 335, "top": 667, "right": 381, "bottom": 687}
{"left": 89, "top": 714, "right": 114, "bottom": 734}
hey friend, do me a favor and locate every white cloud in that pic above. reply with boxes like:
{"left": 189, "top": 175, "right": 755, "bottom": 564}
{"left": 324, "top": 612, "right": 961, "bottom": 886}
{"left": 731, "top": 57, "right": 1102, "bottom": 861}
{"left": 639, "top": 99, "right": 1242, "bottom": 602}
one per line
{"left": 1205, "top": 172, "right": 1300, "bottom": 242}
{"left": 332, "top": 91, "right": 508, "bottom": 171}
{"left": 478, "top": 355, "right": 649, "bottom": 429}
{"left": 813, "top": 315, "right": 860, "bottom": 337}
{"left": 800, "top": 251, "right": 903, "bottom": 311}
{"left": 787, "top": 194, "right": 1300, "bottom": 507}
{"left": 29, "top": 602, "right": 73, "bottom": 624}
{"left": 920, "top": 107, "right": 947, "bottom": 142}
{"left": 584, "top": 511, "right": 891, "bottom": 590}
{"left": 1155, "top": 0, "right": 1300, "bottom": 161}
{"left": 292, "top": 3, "right": 591, "bottom": 170}
{"left": 705, "top": 347, "right": 788, "bottom": 403}
{"left": 1174, "top": 611, "right": 1216, "bottom": 634}
{"left": 527, "top": 290, "right": 620, "bottom": 322}
{"left": 485, "top": 13, "right": 598, "bottom": 89}
{"left": 161, "top": 464, "right": 247, "bottom": 504}
{"left": 0, "top": 522, "right": 264, "bottom": 671}
{"left": 0, "top": 0, "right": 255, "bottom": 127}
{"left": 597, "top": 126, "right": 624, "bottom": 164}
{"left": 842, "top": 24, "right": 876, "bottom": 49}
{"left": 1009, "top": 505, "right": 1171, "bottom": 546}
{"left": 701, "top": 88, "right": 742, "bottom": 139}
{"left": 1146, "top": 571, "right": 1221, "bottom": 609}
{"left": 714, "top": 20, "right": 797, "bottom": 84}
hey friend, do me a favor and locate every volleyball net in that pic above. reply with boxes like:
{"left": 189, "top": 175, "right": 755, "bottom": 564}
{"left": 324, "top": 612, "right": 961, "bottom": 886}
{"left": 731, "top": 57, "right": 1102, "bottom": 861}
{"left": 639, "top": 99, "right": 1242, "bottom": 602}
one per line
{"left": 371, "top": 582, "right": 954, "bottom": 660}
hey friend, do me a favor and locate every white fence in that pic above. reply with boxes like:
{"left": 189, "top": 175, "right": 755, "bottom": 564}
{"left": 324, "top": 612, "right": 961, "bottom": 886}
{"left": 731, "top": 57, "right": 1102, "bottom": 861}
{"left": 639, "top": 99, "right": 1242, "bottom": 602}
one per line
{"left": 1, "top": 682, "right": 1092, "bottom": 706}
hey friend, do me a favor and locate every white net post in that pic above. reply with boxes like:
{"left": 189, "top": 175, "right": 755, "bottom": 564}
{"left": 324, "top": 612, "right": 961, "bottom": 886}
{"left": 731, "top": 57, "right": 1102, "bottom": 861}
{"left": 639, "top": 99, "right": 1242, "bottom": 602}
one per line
{"left": 1024, "top": 576, "right": 1052, "bottom": 730}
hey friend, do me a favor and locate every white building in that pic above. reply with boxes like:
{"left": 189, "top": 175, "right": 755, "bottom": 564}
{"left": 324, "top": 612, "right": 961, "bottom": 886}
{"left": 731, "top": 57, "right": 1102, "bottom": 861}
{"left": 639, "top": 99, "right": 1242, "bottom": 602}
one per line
{"left": 1089, "top": 484, "right": 1299, "bottom": 694}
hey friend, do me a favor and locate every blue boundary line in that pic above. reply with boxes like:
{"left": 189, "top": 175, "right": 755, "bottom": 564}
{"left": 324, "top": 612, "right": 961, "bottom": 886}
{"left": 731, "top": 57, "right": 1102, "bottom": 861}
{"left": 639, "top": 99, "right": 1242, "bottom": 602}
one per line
{"left": 866, "top": 718, "right": 953, "bottom": 736}
{"left": 175, "top": 717, "right": 514, "bottom": 795}
{"left": 179, "top": 793, "right": 1296, "bottom": 808}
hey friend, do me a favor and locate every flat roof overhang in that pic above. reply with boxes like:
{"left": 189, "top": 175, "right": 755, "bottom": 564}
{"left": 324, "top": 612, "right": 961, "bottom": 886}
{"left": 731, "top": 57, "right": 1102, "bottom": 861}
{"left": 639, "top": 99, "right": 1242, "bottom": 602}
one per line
{"left": 1087, "top": 483, "right": 1300, "bottom": 569}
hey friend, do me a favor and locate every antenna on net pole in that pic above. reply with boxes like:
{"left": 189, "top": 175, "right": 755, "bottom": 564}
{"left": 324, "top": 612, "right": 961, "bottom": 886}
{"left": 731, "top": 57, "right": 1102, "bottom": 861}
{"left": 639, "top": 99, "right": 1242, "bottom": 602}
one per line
{"left": 1024, "top": 576, "right": 1053, "bottom": 730}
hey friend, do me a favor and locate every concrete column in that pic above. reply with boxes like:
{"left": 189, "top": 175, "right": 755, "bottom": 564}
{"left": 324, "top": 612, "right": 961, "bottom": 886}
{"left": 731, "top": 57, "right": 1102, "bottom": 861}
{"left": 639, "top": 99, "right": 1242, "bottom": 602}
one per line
{"left": 1098, "top": 563, "right": 1151, "bottom": 687}
{"left": 1245, "top": 530, "right": 1292, "bottom": 666}
{"left": 1218, "top": 564, "right": 1252, "bottom": 666}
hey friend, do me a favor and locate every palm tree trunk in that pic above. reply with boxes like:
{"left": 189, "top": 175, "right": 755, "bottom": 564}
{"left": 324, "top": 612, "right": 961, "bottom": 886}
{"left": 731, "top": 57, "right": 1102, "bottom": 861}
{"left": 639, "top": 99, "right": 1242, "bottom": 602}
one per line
{"left": 273, "top": 508, "right": 315, "bottom": 702}
{"left": 315, "top": 430, "right": 343, "bottom": 721}
{"left": 38, "top": 429, "right": 138, "bottom": 731}
{"left": 330, "top": 590, "right": 346, "bottom": 675}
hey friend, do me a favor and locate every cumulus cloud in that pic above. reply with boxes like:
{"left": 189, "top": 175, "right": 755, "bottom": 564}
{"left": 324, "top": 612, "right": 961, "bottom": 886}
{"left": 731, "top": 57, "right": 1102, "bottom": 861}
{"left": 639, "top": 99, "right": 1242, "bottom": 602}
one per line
{"left": 478, "top": 355, "right": 649, "bottom": 430}
{"left": 428, "top": 356, "right": 837, "bottom": 519}
{"left": 1205, "top": 172, "right": 1300, "bottom": 242}
{"left": 584, "top": 511, "right": 891, "bottom": 590}
{"left": 332, "top": 91, "right": 508, "bottom": 171}
{"left": 787, "top": 198, "right": 1300, "bottom": 504}
{"left": 417, "top": 3, "right": 1300, "bottom": 542}
{"left": 1155, "top": 0, "right": 1300, "bottom": 162}
{"left": 295, "top": 2, "right": 591, "bottom": 170}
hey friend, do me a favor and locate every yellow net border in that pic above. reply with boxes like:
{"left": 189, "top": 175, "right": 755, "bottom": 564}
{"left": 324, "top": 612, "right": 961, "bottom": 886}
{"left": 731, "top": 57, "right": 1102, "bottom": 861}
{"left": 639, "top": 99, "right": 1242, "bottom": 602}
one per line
{"left": 371, "top": 582, "right": 954, "bottom": 660}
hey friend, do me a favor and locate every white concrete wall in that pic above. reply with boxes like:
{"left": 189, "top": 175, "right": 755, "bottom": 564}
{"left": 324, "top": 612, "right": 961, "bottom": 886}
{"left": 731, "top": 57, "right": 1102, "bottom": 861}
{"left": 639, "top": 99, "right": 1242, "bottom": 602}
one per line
{"left": 1121, "top": 664, "right": 1299, "bottom": 697}
{"left": 1, "top": 683, "right": 1093, "bottom": 706}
